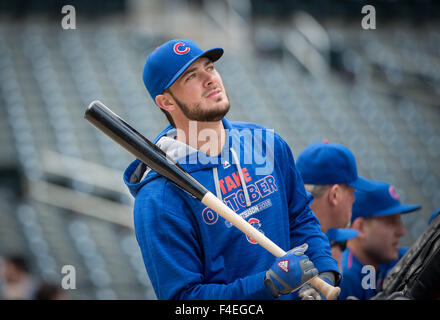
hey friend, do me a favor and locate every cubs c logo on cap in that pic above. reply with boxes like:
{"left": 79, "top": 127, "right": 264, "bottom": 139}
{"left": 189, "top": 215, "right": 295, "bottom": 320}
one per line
{"left": 389, "top": 186, "right": 400, "bottom": 200}
{"left": 173, "top": 42, "right": 190, "bottom": 55}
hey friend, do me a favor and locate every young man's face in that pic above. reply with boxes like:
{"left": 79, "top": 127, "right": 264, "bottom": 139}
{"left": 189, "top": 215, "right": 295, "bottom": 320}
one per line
{"left": 166, "top": 57, "right": 230, "bottom": 122}
{"left": 362, "top": 214, "right": 406, "bottom": 263}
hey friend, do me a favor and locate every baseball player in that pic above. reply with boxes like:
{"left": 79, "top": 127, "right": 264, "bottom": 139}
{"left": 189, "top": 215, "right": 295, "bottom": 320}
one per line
{"left": 294, "top": 141, "right": 375, "bottom": 299}
{"left": 296, "top": 141, "right": 376, "bottom": 233}
{"left": 339, "top": 180, "right": 421, "bottom": 299}
{"left": 123, "top": 39, "right": 340, "bottom": 299}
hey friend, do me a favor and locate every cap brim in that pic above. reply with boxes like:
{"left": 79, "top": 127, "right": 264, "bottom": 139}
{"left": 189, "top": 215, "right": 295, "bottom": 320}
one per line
{"left": 201, "top": 48, "right": 224, "bottom": 63}
{"left": 373, "top": 203, "right": 422, "bottom": 217}
{"left": 164, "top": 47, "right": 224, "bottom": 90}
{"left": 348, "top": 176, "right": 377, "bottom": 191}
{"left": 326, "top": 228, "right": 359, "bottom": 242}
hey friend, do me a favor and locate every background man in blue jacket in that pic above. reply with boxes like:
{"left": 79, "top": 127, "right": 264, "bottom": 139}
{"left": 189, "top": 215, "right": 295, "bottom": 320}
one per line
{"left": 123, "top": 39, "right": 340, "bottom": 299}
{"left": 339, "top": 180, "right": 421, "bottom": 299}
{"left": 295, "top": 141, "right": 375, "bottom": 299}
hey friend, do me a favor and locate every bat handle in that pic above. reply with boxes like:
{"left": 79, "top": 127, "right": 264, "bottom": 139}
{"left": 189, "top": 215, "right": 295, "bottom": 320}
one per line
{"left": 309, "top": 276, "right": 341, "bottom": 300}
{"left": 202, "top": 192, "right": 340, "bottom": 300}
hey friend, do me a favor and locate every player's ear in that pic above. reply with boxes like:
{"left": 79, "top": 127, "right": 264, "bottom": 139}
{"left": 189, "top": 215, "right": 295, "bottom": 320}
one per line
{"left": 155, "top": 93, "right": 176, "bottom": 112}
{"left": 327, "top": 184, "right": 339, "bottom": 206}
{"left": 352, "top": 218, "right": 367, "bottom": 239}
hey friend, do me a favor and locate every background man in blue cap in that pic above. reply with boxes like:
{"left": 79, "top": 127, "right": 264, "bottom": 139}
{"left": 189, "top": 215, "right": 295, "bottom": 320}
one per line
{"left": 296, "top": 141, "right": 376, "bottom": 233}
{"left": 295, "top": 141, "right": 375, "bottom": 299}
{"left": 339, "top": 180, "right": 421, "bottom": 300}
{"left": 123, "top": 39, "right": 340, "bottom": 299}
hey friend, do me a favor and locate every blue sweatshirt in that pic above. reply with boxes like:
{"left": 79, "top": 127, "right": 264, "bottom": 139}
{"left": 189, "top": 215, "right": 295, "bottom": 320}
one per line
{"left": 123, "top": 118, "right": 339, "bottom": 300}
{"left": 339, "top": 247, "right": 408, "bottom": 300}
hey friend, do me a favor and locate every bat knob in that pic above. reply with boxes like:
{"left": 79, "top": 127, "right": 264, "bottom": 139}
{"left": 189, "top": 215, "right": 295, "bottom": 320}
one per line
{"left": 309, "top": 276, "right": 341, "bottom": 300}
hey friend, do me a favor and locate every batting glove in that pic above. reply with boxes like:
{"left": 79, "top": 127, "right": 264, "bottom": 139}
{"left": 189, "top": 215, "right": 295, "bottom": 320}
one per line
{"left": 298, "top": 271, "right": 338, "bottom": 300}
{"left": 264, "top": 243, "right": 318, "bottom": 298}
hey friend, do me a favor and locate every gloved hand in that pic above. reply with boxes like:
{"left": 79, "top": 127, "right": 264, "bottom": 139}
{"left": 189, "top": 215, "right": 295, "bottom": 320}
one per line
{"left": 298, "top": 271, "right": 338, "bottom": 300}
{"left": 264, "top": 243, "right": 318, "bottom": 298}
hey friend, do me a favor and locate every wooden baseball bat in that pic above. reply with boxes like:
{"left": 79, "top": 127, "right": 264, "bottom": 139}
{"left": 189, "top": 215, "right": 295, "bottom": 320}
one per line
{"left": 84, "top": 100, "right": 340, "bottom": 300}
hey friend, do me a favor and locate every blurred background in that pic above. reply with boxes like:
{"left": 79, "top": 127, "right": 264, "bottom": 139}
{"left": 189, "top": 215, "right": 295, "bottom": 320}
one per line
{"left": 0, "top": 0, "right": 439, "bottom": 299}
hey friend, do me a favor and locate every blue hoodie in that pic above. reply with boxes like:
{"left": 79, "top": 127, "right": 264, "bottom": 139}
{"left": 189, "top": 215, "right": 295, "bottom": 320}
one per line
{"left": 123, "top": 118, "right": 339, "bottom": 300}
{"left": 339, "top": 247, "right": 408, "bottom": 300}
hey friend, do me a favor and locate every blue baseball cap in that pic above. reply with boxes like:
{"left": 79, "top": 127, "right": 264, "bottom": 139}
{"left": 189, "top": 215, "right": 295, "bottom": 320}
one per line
{"left": 326, "top": 228, "right": 358, "bottom": 243}
{"left": 296, "top": 141, "right": 375, "bottom": 191}
{"left": 352, "top": 180, "right": 421, "bottom": 222}
{"left": 142, "top": 39, "right": 224, "bottom": 101}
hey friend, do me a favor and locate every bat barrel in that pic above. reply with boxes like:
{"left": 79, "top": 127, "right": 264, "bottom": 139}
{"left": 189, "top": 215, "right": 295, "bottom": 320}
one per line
{"left": 84, "top": 100, "right": 208, "bottom": 200}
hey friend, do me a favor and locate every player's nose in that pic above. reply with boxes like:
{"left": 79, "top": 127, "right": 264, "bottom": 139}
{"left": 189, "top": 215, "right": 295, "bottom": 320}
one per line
{"left": 396, "top": 222, "right": 406, "bottom": 237}
{"left": 202, "top": 71, "right": 215, "bottom": 88}
{"left": 399, "top": 225, "right": 406, "bottom": 236}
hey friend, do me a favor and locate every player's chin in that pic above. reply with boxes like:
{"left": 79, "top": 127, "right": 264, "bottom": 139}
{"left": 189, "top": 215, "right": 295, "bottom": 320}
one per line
{"left": 388, "top": 246, "right": 399, "bottom": 260}
{"left": 206, "top": 93, "right": 227, "bottom": 105}
{"left": 200, "top": 103, "right": 230, "bottom": 122}
{"left": 205, "top": 98, "right": 229, "bottom": 112}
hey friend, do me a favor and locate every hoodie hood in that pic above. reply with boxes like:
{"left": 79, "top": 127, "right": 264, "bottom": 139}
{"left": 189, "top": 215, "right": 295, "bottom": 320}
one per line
{"left": 123, "top": 118, "right": 251, "bottom": 202}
